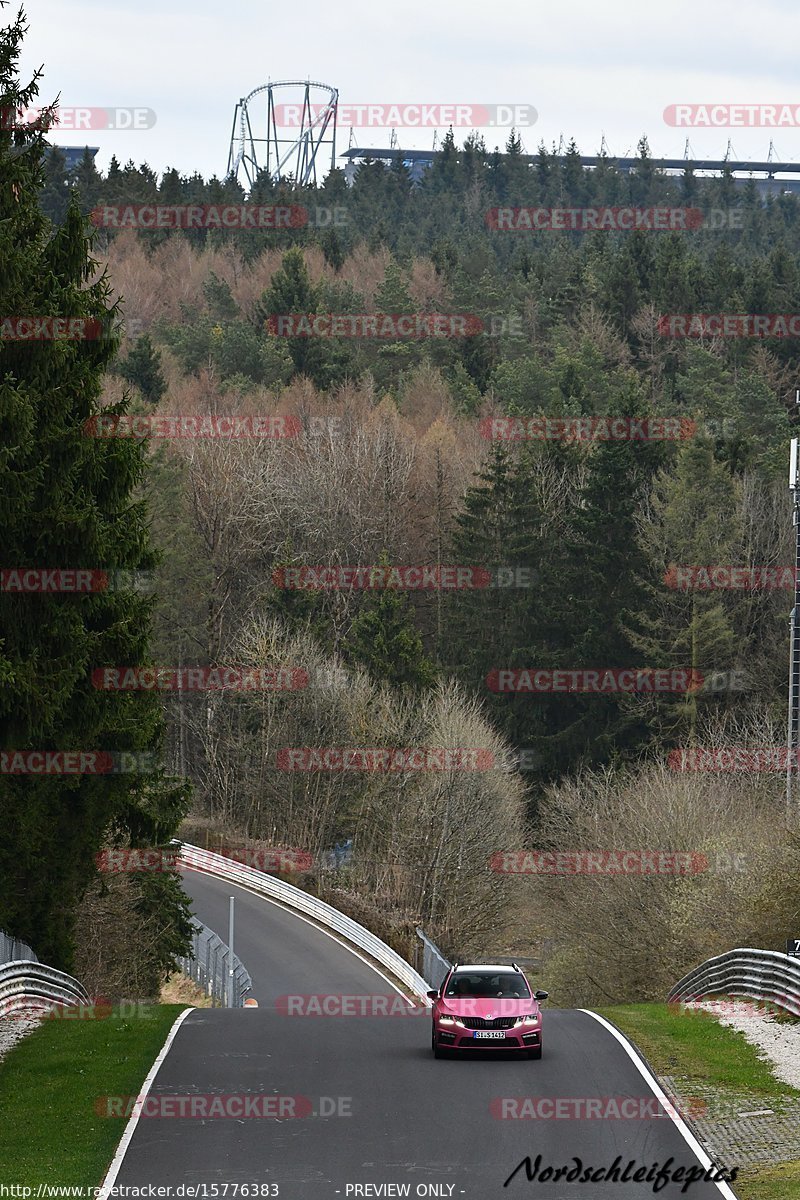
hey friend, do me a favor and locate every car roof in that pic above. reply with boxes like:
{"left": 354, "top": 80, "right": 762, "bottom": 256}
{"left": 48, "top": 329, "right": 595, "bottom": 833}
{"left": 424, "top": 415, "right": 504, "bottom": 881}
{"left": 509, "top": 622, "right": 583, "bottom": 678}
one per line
{"left": 451, "top": 964, "right": 523, "bottom": 973}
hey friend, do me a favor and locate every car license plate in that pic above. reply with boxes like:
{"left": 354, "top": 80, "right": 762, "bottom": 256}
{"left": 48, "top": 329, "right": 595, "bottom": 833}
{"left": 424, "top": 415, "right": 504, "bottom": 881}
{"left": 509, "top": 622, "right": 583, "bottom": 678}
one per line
{"left": 474, "top": 1030, "right": 506, "bottom": 1039}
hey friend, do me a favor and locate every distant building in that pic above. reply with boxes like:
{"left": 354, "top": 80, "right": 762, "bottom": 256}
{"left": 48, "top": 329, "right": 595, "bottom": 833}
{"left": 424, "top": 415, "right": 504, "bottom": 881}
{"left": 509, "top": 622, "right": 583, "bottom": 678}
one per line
{"left": 342, "top": 148, "right": 434, "bottom": 187}
{"left": 341, "top": 146, "right": 800, "bottom": 196}
{"left": 49, "top": 146, "right": 100, "bottom": 172}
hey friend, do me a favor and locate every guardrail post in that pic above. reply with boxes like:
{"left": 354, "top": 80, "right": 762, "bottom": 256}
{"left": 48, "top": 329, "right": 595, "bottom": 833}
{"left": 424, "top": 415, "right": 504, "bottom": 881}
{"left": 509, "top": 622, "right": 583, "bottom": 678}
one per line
{"left": 227, "top": 896, "right": 235, "bottom": 1008}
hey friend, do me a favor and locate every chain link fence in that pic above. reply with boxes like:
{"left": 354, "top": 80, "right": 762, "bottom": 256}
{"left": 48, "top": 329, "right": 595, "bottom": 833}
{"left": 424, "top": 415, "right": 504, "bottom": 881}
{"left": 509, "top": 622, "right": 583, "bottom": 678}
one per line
{"left": 416, "top": 927, "right": 452, "bottom": 990}
{"left": 414, "top": 934, "right": 546, "bottom": 989}
{"left": 0, "top": 930, "right": 38, "bottom": 965}
{"left": 176, "top": 919, "right": 252, "bottom": 1007}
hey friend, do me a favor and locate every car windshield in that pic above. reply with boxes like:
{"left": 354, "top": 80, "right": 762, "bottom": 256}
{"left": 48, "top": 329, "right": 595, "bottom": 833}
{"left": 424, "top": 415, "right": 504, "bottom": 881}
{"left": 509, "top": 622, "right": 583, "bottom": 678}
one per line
{"left": 444, "top": 972, "right": 530, "bottom": 998}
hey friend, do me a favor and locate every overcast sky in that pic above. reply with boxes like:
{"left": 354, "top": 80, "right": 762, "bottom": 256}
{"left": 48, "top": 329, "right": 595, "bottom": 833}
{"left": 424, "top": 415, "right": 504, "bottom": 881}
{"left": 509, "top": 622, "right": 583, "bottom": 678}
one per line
{"left": 19, "top": 0, "right": 800, "bottom": 182}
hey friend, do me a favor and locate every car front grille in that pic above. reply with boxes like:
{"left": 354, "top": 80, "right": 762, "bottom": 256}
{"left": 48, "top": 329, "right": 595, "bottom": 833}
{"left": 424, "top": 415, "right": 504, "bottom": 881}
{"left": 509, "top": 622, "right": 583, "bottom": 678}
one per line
{"left": 460, "top": 1016, "right": 517, "bottom": 1030}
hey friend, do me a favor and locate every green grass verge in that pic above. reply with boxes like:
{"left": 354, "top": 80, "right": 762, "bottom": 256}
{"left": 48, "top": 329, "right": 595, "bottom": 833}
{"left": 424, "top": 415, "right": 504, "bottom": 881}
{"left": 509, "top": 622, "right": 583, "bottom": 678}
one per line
{"left": 595, "top": 1004, "right": 800, "bottom": 1200}
{"left": 734, "top": 1162, "right": 800, "bottom": 1200}
{"left": 0, "top": 1005, "right": 186, "bottom": 1185}
{"left": 595, "top": 1003, "right": 800, "bottom": 1099}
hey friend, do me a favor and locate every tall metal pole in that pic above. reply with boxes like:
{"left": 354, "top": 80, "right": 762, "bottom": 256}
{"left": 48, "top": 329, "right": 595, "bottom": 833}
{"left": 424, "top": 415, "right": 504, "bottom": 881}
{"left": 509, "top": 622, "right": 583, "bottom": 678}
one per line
{"left": 787, "top": 431, "right": 800, "bottom": 825}
{"left": 227, "top": 896, "right": 235, "bottom": 1008}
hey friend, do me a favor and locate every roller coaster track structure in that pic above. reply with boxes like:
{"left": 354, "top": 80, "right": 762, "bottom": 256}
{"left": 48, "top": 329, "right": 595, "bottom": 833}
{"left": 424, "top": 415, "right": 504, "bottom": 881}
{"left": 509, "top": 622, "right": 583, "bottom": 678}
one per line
{"left": 227, "top": 80, "right": 337, "bottom": 190}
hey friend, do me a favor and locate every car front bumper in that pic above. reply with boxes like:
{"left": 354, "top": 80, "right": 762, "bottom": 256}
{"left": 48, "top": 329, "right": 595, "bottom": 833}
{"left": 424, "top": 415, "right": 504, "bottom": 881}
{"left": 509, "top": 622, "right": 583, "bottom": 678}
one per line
{"left": 434, "top": 1026, "right": 541, "bottom": 1051}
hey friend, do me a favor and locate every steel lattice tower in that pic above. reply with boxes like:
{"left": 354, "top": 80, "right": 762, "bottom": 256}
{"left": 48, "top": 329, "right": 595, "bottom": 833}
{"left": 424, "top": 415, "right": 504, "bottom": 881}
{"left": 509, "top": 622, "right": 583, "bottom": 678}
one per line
{"left": 227, "top": 80, "right": 337, "bottom": 189}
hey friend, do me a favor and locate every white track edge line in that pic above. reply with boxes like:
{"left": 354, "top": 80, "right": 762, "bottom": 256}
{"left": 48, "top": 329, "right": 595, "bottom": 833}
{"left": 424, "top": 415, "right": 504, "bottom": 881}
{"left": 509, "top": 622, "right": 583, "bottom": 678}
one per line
{"left": 580, "top": 1010, "right": 739, "bottom": 1199}
{"left": 99, "top": 867, "right": 428, "bottom": 1192}
{"left": 97, "top": 1006, "right": 195, "bottom": 1200}
{"left": 185, "top": 863, "right": 427, "bottom": 1008}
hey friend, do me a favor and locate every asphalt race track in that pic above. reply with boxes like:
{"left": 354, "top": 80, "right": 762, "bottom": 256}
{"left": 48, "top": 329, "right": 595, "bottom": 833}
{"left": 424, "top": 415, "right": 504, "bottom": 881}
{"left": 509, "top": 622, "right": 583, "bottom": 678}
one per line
{"left": 107, "top": 869, "right": 739, "bottom": 1199}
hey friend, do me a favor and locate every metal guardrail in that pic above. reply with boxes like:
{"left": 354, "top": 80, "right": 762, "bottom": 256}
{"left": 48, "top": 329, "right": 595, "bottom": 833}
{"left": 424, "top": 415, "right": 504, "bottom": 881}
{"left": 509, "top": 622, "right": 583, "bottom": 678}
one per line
{"left": 175, "top": 918, "right": 252, "bottom": 1007}
{"left": 416, "top": 926, "right": 451, "bottom": 990}
{"left": 0, "top": 960, "right": 91, "bottom": 1016}
{"left": 175, "top": 842, "right": 431, "bottom": 1002}
{"left": 667, "top": 948, "right": 800, "bottom": 1017}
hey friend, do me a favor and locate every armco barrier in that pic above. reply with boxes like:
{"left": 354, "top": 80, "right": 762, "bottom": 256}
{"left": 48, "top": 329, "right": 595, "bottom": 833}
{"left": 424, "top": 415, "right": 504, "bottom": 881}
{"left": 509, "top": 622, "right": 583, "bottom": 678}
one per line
{"left": 0, "top": 960, "right": 91, "bottom": 1017}
{"left": 175, "top": 842, "right": 431, "bottom": 1002}
{"left": 668, "top": 948, "right": 800, "bottom": 1017}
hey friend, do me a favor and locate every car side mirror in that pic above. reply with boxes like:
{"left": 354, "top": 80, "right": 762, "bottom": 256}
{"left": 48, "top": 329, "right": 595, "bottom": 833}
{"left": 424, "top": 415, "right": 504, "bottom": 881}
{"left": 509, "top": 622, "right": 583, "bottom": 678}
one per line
{"left": 535, "top": 990, "right": 549, "bottom": 1001}
{"left": 427, "top": 989, "right": 439, "bottom": 1000}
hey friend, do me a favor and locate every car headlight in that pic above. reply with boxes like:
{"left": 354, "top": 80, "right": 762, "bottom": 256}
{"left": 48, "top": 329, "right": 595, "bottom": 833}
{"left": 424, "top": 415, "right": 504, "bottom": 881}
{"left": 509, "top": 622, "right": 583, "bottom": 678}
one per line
{"left": 439, "top": 1015, "right": 455, "bottom": 1025}
{"left": 516, "top": 1015, "right": 540, "bottom": 1026}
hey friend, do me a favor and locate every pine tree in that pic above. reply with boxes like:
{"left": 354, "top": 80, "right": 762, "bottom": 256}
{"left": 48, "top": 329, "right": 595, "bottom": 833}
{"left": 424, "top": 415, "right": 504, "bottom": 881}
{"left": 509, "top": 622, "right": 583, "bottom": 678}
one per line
{"left": 631, "top": 435, "right": 741, "bottom": 742}
{"left": 374, "top": 259, "right": 414, "bottom": 313}
{"left": 203, "top": 271, "right": 239, "bottom": 319}
{"left": 116, "top": 333, "right": 167, "bottom": 404}
{"left": 71, "top": 147, "right": 102, "bottom": 214}
{"left": 444, "top": 443, "right": 563, "bottom": 782}
{"left": 343, "top": 556, "right": 436, "bottom": 690}
{"left": 546, "top": 390, "right": 666, "bottom": 772}
{"left": 561, "top": 138, "right": 587, "bottom": 205}
{"left": 320, "top": 228, "right": 345, "bottom": 272}
{"left": 39, "top": 145, "right": 69, "bottom": 223}
{"left": 0, "top": 7, "right": 190, "bottom": 968}
{"left": 255, "top": 246, "right": 327, "bottom": 381}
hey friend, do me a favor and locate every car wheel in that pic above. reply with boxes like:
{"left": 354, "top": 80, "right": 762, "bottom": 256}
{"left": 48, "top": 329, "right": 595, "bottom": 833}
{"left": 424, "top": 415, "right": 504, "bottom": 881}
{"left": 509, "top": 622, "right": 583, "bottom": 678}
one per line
{"left": 528, "top": 1046, "right": 542, "bottom": 1060}
{"left": 432, "top": 1027, "right": 443, "bottom": 1058}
